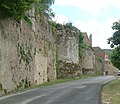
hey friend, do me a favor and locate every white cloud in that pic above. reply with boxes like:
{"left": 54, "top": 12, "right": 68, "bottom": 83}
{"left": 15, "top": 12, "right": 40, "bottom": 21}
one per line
{"left": 55, "top": 0, "right": 120, "bottom": 15}
{"left": 110, "top": 0, "right": 120, "bottom": 9}
{"left": 74, "top": 17, "right": 119, "bottom": 49}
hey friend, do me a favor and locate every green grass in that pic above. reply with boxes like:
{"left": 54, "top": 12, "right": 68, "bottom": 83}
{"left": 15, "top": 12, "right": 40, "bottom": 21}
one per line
{"left": 102, "top": 78, "right": 120, "bottom": 104}
{"left": 29, "top": 75, "right": 92, "bottom": 89}
{"left": 40, "top": 75, "right": 90, "bottom": 86}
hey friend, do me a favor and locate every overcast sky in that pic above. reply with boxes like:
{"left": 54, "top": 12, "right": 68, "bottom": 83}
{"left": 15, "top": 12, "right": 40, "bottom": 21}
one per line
{"left": 52, "top": 0, "right": 120, "bottom": 49}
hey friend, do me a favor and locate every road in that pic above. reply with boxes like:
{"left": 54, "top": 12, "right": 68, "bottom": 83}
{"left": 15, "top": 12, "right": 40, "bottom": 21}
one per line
{"left": 0, "top": 76, "right": 116, "bottom": 104}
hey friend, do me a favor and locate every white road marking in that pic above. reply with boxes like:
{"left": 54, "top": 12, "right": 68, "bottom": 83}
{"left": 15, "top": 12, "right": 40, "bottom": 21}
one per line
{"left": 19, "top": 95, "right": 46, "bottom": 104}
{"left": 74, "top": 86, "right": 86, "bottom": 89}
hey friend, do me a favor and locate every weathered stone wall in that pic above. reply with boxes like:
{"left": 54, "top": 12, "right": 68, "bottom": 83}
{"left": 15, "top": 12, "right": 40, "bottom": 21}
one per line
{"left": 58, "top": 62, "right": 82, "bottom": 78}
{"left": 56, "top": 27, "right": 82, "bottom": 78}
{"left": 103, "top": 61, "right": 118, "bottom": 75}
{"left": 0, "top": 16, "right": 111, "bottom": 95}
{"left": 57, "top": 28, "right": 79, "bottom": 64}
{"left": 81, "top": 48, "right": 96, "bottom": 75}
{"left": 35, "top": 17, "right": 56, "bottom": 82}
{"left": 0, "top": 18, "right": 56, "bottom": 94}
{"left": 0, "top": 19, "right": 35, "bottom": 93}
{"left": 95, "top": 59, "right": 104, "bottom": 75}
{"left": 94, "top": 59, "right": 118, "bottom": 75}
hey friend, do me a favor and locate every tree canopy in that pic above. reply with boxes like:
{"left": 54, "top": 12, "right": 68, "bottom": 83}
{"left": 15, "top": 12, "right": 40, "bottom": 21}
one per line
{"left": 0, "top": 0, "right": 55, "bottom": 21}
{"left": 111, "top": 46, "right": 120, "bottom": 69}
{"left": 34, "top": 0, "right": 55, "bottom": 18}
{"left": 108, "top": 20, "right": 120, "bottom": 69}
{"left": 108, "top": 20, "right": 120, "bottom": 48}
{"left": 0, "top": 0, "right": 34, "bottom": 20}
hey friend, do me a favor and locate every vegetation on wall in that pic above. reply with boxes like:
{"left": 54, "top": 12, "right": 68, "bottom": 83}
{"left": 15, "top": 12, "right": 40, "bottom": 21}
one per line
{"left": 52, "top": 22, "right": 79, "bottom": 31}
{"left": 34, "top": 0, "right": 55, "bottom": 19}
{"left": 0, "top": 83, "right": 2, "bottom": 90}
{"left": 0, "top": 0, "right": 34, "bottom": 21}
{"left": 54, "top": 22, "right": 85, "bottom": 60}
{"left": 24, "top": 16, "right": 33, "bottom": 27}
{"left": 0, "top": 0, "right": 55, "bottom": 21}
{"left": 96, "top": 57, "right": 103, "bottom": 62}
{"left": 108, "top": 20, "right": 120, "bottom": 69}
{"left": 18, "top": 43, "right": 32, "bottom": 66}
{"left": 56, "top": 47, "right": 60, "bottom": 79}
{"left": 78, "top": 32, "right": 85, "bottom": 60}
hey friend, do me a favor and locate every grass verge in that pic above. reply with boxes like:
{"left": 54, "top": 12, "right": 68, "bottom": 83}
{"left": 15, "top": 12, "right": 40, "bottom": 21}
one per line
{"left": 37, "top": 75, "right": 91, "bottom": 87}
{"left": 102, "top": 78, "right": 120, "bottom": 104}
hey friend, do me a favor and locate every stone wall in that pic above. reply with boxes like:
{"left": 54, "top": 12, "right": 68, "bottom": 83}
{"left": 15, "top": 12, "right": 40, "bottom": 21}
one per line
{"left": 0, "top": 17, "right": 112, "bottom": 95}
{"left": 95, "top": 59, "right": 104, "bottom": 75}
{"left": 34, "top": 17, "right": 56, "bottom": 82}
{"left": 0, "top": 18, "right": 56, "bottom": 94}
{"left": 0, "top": 19, "right": 35, "bottom": 92}
{"left": 58, "top": 62, "right": 82, "bottom": 78}
{"left": 56, "top": 27, "right": 82, "bottom": 78}
{"left": 57, "top": 28, "right": 79, "bottom": 64}
{"left": 81, "top": 48, "right": 96, "bottom": 75}
{"left": 94, "top": 59, "right": 118, "bottom": 75}
{"left": 103, "top": 61, "right": 118, "bottom": 75}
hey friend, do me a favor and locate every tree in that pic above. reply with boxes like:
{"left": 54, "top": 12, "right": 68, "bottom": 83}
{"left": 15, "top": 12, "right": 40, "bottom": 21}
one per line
{"left": 111, "top": 46, "right": 120, "bottom": 69}
{"left": 0, "top": 0, "right": 55, "bottom": 21}
{"left": 34, "top": 0, "right": 55, "bottom": 18}
{"left": 108, "top": 20, "right": 120, "bottom": 69}
{"left": 108, "top": 20, "right": 120, "bottom": 48}
{"left": 0, "top": 0, "right": 34, "bottom": 21}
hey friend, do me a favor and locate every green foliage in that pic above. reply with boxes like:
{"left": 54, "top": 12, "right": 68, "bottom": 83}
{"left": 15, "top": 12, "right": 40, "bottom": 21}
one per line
{"left": 56, "top": 47, "right": 61, "bottom": 79}
{"left": 55, "top": 22, "right": 85, "bottom": 60}
{"left": 111, "top": 46, "right": 120, "bottom": 69}
{"left": 55, "top": 23, "right": 63, "bottom": 29}
{"left": 0, "top": 0, "right": 55, "bottom": 21}
{"left": 34, "top": 0, "right": 55, "bottom": 19}
{"left": 0, "top": 83, "right": 2, "bottom": 90}
{"left": 96, "top": 57, "right": 103, "bottom": 62}
{"left": 3, "top": 89, "right": 7, "bottom": 94}
{"left": 64, "top": 22, "right": 73, "bottom": 29}
{"left": 108, "top": 20, "right": 120, "bottom": 68}
{"left": 102, "top": 79, "right": 120, "bottom": 104}
{"left": 18, "top": 43, "right": 32, "bottom": 66}
{"left": 63, "top": 22, "right": 78, "bottom": 30}
{"left": 24, "top": 16, "right": 32, "bottom": 27}
{"left": 0, "top": 0, "right": 34, "bottom": 21}
{"left": 53, "top": 22, "right": 79, "bottom": 31}
{"left": 108, "top": 20, "right": 120, "bottom": 48}
{"left": 79, "top": 32, "right": 86, "bottom": 59}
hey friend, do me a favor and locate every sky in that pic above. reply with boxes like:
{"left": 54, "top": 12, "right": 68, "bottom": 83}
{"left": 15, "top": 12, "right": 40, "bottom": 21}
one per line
{"left": 52, "top": 0, "right": 120, "bottom": 49}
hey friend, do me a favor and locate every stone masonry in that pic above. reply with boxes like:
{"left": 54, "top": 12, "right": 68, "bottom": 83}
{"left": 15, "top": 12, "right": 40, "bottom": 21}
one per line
{"left": 0, "top": 18, "right": 56, "bottom": 94}
{"left": 56, "top": 26, "right": 82, "bottom": 78}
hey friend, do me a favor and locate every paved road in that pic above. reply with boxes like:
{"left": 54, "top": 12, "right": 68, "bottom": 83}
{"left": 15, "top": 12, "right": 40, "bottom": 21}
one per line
{"left": 0, "top": 76, "right": 116, "bottom": 104}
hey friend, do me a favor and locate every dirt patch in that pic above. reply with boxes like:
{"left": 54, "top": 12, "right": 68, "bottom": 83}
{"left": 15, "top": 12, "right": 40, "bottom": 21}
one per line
{"left": 102, "top": 92, "right": 111, "bottom": 104}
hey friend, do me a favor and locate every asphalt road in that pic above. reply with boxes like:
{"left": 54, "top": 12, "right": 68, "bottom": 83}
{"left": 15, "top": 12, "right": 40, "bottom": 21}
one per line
{"left": 0, "top": 76, "right": 116, "bottom": 104}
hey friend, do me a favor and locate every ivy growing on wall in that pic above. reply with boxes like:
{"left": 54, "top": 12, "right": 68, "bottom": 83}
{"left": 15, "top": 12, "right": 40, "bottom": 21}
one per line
{"left": 18, "top": 43, "right": 32, "bottom": 66}
{"left": 0, "top": 83, "right": 2, "bottom": 90}
{"left": 78, "top": 32, "right": 86, "bottom": 60}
